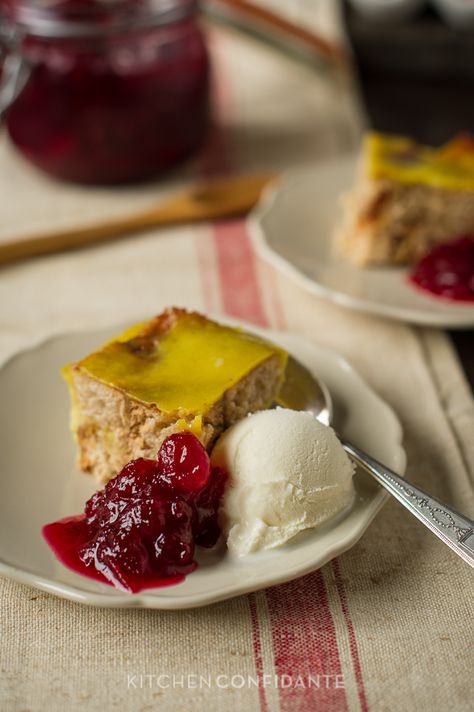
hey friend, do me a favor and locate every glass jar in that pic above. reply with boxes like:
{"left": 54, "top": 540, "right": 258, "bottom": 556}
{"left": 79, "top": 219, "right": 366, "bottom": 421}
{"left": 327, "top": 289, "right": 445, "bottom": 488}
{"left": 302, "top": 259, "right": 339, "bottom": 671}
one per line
{"left": 0, "top": 1, "right": 210, "bottom": 184}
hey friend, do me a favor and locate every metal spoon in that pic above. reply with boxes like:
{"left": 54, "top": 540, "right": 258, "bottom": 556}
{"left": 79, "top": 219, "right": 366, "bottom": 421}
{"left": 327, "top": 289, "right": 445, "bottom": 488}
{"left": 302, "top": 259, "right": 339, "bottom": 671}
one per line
{"left": 277, "top": 356, "right": 474, "bottom": 569}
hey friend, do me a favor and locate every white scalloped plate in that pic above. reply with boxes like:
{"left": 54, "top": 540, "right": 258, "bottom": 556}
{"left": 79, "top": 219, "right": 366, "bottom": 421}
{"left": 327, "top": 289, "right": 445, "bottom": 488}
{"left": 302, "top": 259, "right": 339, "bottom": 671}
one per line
{"left": 250, "top": 157, "right": 474, "bottom": 328}
{"left": 0, "top": 322, "right": 405, "bottom": 608}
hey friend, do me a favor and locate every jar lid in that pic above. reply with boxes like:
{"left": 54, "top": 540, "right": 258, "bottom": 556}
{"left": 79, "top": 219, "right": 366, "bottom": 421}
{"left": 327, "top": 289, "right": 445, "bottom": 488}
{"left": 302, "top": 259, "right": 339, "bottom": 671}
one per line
{"left": 1, "top": 0, "right": 198, "bottom": 37}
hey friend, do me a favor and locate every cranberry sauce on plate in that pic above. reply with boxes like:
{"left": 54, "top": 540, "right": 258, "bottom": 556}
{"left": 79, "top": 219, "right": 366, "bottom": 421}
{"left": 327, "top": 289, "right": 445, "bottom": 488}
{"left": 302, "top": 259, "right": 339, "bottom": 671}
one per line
{"left": 408, "top": 236, "right": 474, "bottom": 302}
{"left": 43, "top": 432, "right": 227, "bottom": 592}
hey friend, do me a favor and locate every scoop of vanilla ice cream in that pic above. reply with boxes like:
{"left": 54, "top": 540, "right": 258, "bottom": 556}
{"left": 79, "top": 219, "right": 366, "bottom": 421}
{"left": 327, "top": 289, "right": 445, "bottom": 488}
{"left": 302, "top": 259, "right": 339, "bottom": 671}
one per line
{"left": 211, "top": 408, "right": 355, "bottom": 555}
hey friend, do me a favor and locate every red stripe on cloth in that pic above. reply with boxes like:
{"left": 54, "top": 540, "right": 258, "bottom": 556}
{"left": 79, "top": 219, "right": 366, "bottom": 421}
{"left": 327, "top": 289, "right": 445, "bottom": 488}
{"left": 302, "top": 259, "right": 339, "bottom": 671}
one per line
{"left": 201, "top": 29, "right": 368, "bottom": 712}
{"left": 332, "top": 559, "right": 369, "bottom": 712}
{"left": 209, "top": 222, "right": 349, "bottom": 711}
{"left": 212, "top": 220, "right": 268, "bottom": 327}
{"left": 266, "top": 571, "right": 348, "bottom": 712}
{"left": 248, "top": 594, "right": 270, "bottom": 712}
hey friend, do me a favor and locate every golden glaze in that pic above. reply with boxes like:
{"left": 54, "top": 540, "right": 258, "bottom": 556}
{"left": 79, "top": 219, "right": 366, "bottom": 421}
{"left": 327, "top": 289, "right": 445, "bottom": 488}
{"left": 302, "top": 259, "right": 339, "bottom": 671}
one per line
{"left": 68, "top": 311, "right": 287, "bottom": 415}
{"left": 367, "top": 132, "right": 474, "bottom": 191}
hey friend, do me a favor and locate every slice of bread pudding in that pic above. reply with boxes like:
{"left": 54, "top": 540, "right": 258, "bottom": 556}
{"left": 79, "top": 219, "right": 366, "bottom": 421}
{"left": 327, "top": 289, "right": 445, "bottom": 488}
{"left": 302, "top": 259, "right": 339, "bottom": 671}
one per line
{"left": 336, "top": 132, "right": 474, "bottom": 266}
{"left": 64, "top": 308, "right": 288, "bottom": 484}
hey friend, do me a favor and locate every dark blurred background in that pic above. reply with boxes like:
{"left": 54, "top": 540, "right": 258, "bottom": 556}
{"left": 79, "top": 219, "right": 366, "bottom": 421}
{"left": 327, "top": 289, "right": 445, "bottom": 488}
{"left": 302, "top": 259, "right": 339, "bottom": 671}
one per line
{"left": 344, "top": 0, "right": 474, "bottom": 144}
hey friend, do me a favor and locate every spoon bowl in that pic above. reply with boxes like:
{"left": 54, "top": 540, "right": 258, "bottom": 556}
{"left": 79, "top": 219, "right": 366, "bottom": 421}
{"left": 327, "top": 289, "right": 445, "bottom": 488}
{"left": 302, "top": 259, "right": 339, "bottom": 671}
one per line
{"left": 276, "top": 355, "right": 332, "bottom": 425}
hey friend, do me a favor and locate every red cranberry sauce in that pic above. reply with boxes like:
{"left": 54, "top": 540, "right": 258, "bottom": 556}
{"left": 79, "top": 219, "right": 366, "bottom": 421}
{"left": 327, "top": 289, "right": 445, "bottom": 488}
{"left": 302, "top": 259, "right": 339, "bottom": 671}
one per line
{"left": 43, "top": 432, "right": 227, "bottom": 592}
{"left": 408, "top": 236, "right": 474, "bottom": 302}
{"left": 6, "top": 6, "right": 210, "bottom": 183}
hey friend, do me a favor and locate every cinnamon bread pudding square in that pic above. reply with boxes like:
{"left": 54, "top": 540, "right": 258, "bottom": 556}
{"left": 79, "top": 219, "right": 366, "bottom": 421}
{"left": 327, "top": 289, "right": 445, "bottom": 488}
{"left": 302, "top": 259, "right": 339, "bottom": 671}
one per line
{"left": 64, "top": 308, "right": 288, "bottom": 484}
{"left": 336, "top": 132, "right": 474, "bottom": 266}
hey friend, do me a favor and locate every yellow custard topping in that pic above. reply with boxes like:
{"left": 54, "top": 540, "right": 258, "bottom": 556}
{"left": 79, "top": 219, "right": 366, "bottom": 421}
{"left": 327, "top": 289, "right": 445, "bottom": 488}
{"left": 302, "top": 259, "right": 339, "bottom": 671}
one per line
{"left": 70, "top": 311, "right": 287, "bottom": 414}
{"left": 367, "top": 132, "right": 474, "bottom": 191}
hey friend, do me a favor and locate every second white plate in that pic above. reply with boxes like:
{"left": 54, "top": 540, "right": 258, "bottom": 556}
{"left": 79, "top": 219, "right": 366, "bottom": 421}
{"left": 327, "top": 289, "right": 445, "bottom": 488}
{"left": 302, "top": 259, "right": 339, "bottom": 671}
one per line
{"left": 250, "top": 157, "right": 474, "bottom": 328}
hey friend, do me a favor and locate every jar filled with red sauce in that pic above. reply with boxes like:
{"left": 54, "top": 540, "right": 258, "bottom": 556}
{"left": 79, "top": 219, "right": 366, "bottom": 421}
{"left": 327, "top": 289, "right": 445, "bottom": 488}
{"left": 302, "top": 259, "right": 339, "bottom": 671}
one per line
{"left": 0, "top": 1, "right": 210, "bottom": 184}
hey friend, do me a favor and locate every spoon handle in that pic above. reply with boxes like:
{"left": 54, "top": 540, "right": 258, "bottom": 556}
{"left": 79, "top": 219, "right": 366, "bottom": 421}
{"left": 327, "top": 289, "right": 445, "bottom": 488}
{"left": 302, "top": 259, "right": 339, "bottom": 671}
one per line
{"left": 343, "top": 441, "right": 474, "bottom": 569}
{"left": 0, "top": 173, "right": 274, "bottom": 267}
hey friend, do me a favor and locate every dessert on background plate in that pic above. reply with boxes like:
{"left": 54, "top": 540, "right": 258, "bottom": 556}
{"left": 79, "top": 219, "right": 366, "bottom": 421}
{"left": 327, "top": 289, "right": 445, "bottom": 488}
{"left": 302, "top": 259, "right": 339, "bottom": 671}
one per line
{"left": 64, "top": 307, "right": 287, "bottom": 484}
{"left": 250, "top": 149, "right": 474, "bottom": 325}
{"left": 335, "top": 132, "right": 474, "bottom": 267}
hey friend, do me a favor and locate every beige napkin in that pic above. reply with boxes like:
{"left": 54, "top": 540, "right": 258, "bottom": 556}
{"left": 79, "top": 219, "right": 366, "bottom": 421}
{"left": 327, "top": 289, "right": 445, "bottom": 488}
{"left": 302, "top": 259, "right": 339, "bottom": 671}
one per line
{"left": 1, "top": 19, "right": 473, "bottom": 712}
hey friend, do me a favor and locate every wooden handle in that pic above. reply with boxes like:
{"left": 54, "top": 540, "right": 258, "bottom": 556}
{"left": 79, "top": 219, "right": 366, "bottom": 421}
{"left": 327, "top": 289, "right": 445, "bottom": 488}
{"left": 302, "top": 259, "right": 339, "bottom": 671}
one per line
{"left": 0, "top": 172, "right": 276, "bottom": 267}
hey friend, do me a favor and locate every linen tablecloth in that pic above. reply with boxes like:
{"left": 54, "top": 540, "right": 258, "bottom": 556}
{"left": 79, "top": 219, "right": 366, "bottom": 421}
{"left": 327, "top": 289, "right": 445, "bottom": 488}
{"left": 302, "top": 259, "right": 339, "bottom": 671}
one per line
{"left": 1, "top": 18, "right": 474, "bottom": 712}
